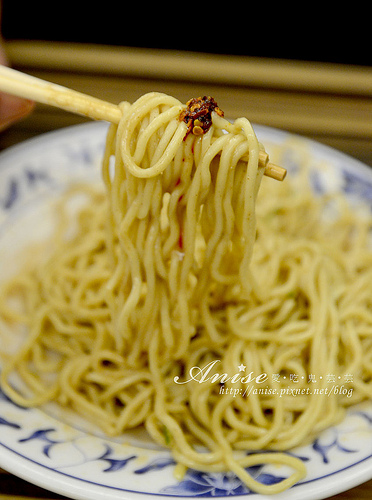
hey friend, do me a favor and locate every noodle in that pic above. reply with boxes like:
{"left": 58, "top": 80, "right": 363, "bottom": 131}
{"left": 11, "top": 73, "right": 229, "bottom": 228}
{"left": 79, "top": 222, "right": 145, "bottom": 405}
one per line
{"left": 0, "top": 92, "right": 371, "bottom": 495}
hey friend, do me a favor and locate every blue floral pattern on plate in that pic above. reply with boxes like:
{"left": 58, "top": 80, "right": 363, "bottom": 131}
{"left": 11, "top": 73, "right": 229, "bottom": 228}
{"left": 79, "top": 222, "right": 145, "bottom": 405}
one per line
{"left": 0, "top": 122, "right": 371, "bottom": 500}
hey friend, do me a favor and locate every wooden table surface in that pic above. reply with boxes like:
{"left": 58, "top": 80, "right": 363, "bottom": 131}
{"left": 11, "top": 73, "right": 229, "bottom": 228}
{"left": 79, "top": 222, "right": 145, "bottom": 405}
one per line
{"left": 0, "top": 41, "right": 371, "bottom": 499}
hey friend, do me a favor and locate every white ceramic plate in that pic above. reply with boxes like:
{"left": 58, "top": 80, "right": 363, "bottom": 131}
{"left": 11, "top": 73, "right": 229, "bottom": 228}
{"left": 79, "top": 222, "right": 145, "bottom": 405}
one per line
{"left": 0, "top": 122, "right": 371, "bottom": 500}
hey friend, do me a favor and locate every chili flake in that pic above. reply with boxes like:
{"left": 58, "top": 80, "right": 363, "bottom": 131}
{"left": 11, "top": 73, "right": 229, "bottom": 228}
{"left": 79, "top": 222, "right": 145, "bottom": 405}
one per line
{"left": 179, "top": 96, "right": 224, "bottom": 140}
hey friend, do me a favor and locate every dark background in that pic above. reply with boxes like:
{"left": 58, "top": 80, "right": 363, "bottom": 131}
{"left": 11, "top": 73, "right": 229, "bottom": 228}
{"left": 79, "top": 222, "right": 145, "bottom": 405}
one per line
{"left": 1, "top": 1, "right": 370, "bottom": 66}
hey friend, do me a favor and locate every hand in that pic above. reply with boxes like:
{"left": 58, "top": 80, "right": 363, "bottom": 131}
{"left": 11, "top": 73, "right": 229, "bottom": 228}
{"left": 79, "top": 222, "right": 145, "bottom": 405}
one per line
{"left": 0, "top": 47, "right": 34, "bottom": 132}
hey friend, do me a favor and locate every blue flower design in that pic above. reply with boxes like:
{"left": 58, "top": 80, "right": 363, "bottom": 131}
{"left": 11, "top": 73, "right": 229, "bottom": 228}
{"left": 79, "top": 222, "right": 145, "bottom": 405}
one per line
{"left": 161, "top": 466, "right": 286, "bottom": 496}
{"left": 0, "top": 387, "right": 28, "bottom": 409}
{"left": 134, "top": 456, "right": 176, "bottom": 474}
{"left": 98, "top": 445, "right": 136, "bottom": 472}
{"left": 354, "top": 411, "right": 372, "bottom": 425}
{"left": 18, "top": 428, "right": 60, "bottom": 458}
{"left": 24, "top": 168, "right": 50, "bottom": 185}
{"left": 2, "top": 178, "right": 18, "bottom": 210}
{"left": 17, "top": 427, "right": 138, "bottom": 473}
{"left": 342, "top": 170, "right": 372, "bottom": 203}
{"left": 312, "top": 430, "right": 357, "bottom": 464}
{"left": 0, "top": 415, "right": 21, "bottom": 429}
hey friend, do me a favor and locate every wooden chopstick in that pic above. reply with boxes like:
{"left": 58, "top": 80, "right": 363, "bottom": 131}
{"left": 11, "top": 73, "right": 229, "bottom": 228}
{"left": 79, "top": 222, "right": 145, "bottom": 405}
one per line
{"left": 0, "top": 65, "right": 286, "bottom": 181}
{"left": 0, "top": 65, "right": 122, "bottom": 123}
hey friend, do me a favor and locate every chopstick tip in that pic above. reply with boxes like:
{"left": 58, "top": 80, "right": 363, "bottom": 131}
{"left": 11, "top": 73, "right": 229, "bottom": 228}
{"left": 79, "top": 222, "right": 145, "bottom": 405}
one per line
{"left": 264, "top": 162, "right": 287, "bottom": 181}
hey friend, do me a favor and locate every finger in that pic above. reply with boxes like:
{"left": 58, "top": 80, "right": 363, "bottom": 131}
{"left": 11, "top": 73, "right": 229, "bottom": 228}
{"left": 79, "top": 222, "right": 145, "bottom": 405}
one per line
{"left": 0, "top": 93, "right": 34, "bottom": 132}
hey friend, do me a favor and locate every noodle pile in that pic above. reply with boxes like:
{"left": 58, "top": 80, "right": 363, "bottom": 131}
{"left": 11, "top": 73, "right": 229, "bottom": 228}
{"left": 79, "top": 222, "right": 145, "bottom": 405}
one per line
{"left": 0, "top": 92, "right": 371, "bottom": 495}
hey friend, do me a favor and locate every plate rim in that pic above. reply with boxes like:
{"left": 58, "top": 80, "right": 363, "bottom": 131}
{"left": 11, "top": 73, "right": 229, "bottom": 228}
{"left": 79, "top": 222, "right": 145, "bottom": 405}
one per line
{"left": 0, "top": 429, "right": 371, "bottom": 500}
